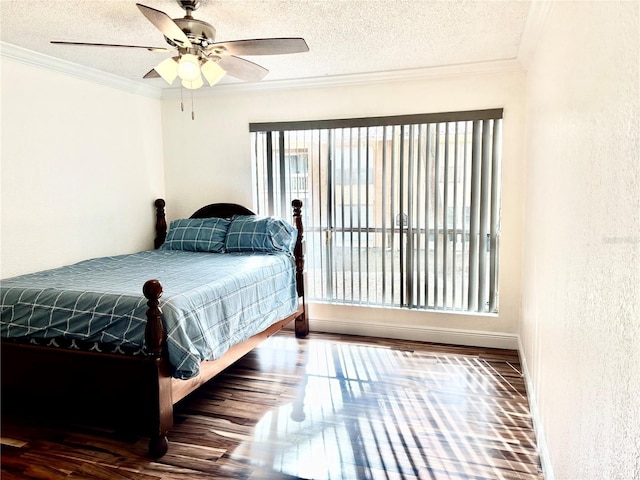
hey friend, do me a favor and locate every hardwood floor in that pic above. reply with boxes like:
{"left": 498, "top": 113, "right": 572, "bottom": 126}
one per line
{"left": 1, "top": 331, "right": 543, "bottom": 479}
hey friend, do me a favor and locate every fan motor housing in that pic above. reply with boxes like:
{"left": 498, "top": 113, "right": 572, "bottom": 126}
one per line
{"left": 169, "top": 18, "right": 216, "bottom": 47}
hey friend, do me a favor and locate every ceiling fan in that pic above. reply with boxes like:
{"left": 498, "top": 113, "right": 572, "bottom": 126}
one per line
{"left": 51, "top": 0, "right": 309, "bottom": 89}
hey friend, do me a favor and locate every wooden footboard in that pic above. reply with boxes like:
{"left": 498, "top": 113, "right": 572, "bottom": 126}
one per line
{"left": 140, "top": 282, "right": 305, "bottom": 456}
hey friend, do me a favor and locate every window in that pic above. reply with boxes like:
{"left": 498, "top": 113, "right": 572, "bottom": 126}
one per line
{"left": 251, "top": 109, "right": 502, "bottom": 313}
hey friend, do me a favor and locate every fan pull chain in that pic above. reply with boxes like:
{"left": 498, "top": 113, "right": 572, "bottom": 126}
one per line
{"left": 191, "top": 88, "right": 195, "bottom": 120}
{"left": 178, "top": 84, "right": 195, "bottom": 120}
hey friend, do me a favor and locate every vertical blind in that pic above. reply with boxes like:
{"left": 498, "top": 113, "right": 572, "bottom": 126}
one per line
{"left": 251, "top": 109, "right": 503, "bottom": 313}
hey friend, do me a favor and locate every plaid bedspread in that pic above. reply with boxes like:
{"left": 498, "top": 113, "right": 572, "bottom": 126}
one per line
{"left": 0, "top": 250, "right": 298, "bottom": 379}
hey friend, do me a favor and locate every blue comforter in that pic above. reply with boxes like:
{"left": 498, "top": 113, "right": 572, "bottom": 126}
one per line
{"left": 0, "top": 250, "right": 298, "bottom": 379}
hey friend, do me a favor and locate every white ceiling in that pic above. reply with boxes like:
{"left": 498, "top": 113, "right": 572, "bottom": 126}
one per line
{"left": 0, "top": 0, "right": 532, "bottom": 88}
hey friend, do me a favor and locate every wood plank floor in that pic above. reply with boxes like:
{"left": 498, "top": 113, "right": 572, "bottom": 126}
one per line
{"left": 1, "top": 331, "right": 543, "bottom": 479}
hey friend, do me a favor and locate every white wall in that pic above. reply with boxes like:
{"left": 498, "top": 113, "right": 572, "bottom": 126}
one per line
{"left": 521, "top": 2, "right": 640, "bottom": 479}
{"left": 1, "top": 56, "right": 165, "bottom": 278}
{"left": 161, "top": 69, "right": 527, "bottom": 344}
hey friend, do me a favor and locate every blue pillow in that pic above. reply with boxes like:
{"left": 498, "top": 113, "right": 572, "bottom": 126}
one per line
{"left": 161, "top": 217, "right": 230, "bottom": 253}
{"left": 225, "top": 215, "right": 297, "bottom": 254}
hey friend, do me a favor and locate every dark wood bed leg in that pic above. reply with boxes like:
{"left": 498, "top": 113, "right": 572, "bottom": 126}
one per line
{"left": 149, "top": 435, "right": 169, "bottom": 458}
{"left": 154, "top": 199, "right": 167, "bottom": 249}
{"left": 143, "top": 279, "right": 173, "bottom": 458}
{"left": 292, "top": 199, "right": 309, "bottom": 338}
{"left": 294, "top": 309, "right": 308, "bottom": 338}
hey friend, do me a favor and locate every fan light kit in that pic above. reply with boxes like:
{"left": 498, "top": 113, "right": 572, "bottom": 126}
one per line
{"left": 51, "top": 0, "right": 309, "bottom": 119}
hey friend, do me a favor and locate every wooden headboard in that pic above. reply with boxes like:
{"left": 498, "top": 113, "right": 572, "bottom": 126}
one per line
{"left": 153, "top": 199, "right": 300, "bottom": 249}
{"left": 190, "top": 202, "right": 255, "bottom": 219}
{"left": 153, "top": 200, "right": 255, "bottom": 249}
{"left": 152, "top": 198, "right": 306, "bottom": 303}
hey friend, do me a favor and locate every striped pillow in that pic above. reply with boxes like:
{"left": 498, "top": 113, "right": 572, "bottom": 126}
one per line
{"left": 225, "top": 216, "right": 297, "bottom": 254}
{"left": 161, "top": 217, "right": 230, "bottom": 253}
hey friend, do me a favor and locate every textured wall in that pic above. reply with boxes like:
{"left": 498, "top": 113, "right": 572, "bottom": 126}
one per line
{"left": 521, "top": 2, "right": 640, "bottom": 479}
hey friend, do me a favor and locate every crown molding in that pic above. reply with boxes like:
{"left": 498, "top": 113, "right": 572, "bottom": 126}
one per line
{"left": 518, "top": 0, "right": 554, "bottom": 68}
{"left": 162, "top": 58, "right": 526, "bottom": 99}
{"left": 1, "top": 40, "right": 525, "bottom": 100}
{"left": 0, "top": 42, "right": 162, "bottom": 99}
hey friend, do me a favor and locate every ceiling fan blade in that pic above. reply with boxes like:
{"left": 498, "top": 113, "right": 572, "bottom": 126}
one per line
{"left": 217, "top": 56, "right": 268, "bottom": 82}
{"left": 143, "top": 69, "right": 160, "bottom": 79}
{"left": 51, "top": 40, "right": 173, "bottom": 52}
{"left": 136, "top": 3, "right": 192, "bottom": 49}
{"left": 207, "top": 38, "right": 309, "bottom": 56}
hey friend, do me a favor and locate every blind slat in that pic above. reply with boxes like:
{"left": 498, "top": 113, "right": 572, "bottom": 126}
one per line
{"left": 478, "top": 120, "right": 492, "bottom": 312}
{"left": 489, "top": 121, "right": 502, "bottom": 312}
{"left": 467, "top": 120, "right": 482, "bottom": 311}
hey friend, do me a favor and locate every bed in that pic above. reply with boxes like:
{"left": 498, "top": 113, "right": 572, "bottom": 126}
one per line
{"left": 0, "top": 198, "right": 308, "bottom": 457}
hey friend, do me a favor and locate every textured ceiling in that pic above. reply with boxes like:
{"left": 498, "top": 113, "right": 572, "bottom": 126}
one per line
{"left": 0, "top": 0, "right": 532, "bottom": 87}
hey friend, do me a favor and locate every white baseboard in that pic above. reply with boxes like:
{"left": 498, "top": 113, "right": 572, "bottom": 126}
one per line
{"left": 517, "top": 337, "right": 554, "bottom": 480}
{"left": 299, "top": 316, "right": 519, "bottom": 350}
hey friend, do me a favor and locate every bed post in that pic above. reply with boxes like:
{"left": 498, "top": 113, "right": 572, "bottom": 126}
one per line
{"left": 142, "top": 279, "right": 173, "bottom": 458}
{"left": 144, "top": 280, "right": 165, "bottom": 358}
{"left": 154, "top": 199, "right": 167, "bottom": 249}
{"left": 292, "top": 199, "right": 309, "bottom": 338}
